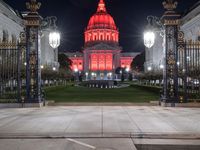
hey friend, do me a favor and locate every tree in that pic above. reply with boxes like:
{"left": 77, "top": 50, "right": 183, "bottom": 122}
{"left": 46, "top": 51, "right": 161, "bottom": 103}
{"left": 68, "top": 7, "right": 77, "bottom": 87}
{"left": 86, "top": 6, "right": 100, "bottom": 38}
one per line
{"left": 115, "top": 67, "right": 123, "bottom": 74}
{"left": 58, "top": 54, "right": 72, "bottom": 71}
{"left": 128, "top": 73, "right": 133, "bottom": 81}
{"left": 131, "top": 51, "right": 145, "bottom": 72}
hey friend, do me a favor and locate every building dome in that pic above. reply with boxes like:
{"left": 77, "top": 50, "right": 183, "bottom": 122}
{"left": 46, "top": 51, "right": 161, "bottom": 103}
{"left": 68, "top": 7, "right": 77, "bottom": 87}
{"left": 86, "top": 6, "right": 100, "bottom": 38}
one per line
{"left": 87, "top": 10, "right": 117, "bottom": 30}
{"left": 84, "top": 0, "right": 119, "bottom": 44}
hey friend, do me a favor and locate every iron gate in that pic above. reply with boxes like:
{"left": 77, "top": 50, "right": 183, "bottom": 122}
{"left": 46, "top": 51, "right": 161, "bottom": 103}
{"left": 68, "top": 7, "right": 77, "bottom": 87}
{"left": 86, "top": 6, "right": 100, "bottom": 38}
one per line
{"left": 178, "top": 33, "right": 200, "bottom": 102}
{"left": 0, "top": 41, "right": 23, "bottom": 103}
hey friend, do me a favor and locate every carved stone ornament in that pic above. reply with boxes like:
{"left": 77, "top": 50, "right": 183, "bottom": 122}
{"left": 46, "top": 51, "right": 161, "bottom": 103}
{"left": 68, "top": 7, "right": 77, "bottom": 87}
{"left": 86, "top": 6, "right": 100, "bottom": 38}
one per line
{"left": 163, "top": 0, "right": 178, "bottom": 11}
{"left": 26, "top": 0, "right": 41, "bottom": 12}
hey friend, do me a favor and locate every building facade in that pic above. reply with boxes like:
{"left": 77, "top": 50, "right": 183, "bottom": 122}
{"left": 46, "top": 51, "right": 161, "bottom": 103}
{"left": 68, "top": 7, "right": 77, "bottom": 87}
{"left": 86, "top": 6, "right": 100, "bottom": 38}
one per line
{"left": 0, "top": 0, "right": 59, "bottom": 70}
{"left": 181, "top": 1, "right": 200, "bottom": 41}
{"left": 66, "top": 0, "right": 139, "bottom": 80}
{"left": 0, "top": 0, "right": 23, "bottom": 43}
{"left": 144, "top": 1, "right": 200, "bottom": 73}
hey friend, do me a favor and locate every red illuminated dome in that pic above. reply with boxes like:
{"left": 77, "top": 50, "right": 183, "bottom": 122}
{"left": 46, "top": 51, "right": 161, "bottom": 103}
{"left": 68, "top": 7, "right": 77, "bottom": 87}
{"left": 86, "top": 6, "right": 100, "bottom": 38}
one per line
{"left": 87, "top": 13, "right": 116, "bottom": 30}
{"left": 85, "top": 0, "right": 119, "bottom": 44}
{"left": 87, "top": 0, "right": 117, "bottom": 30}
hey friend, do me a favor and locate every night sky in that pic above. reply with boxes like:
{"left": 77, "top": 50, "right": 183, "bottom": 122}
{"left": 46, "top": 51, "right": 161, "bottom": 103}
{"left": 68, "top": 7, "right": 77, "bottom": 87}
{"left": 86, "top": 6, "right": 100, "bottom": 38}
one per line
{"left": 5, "top": 0, "right": 199, "bottom": 52}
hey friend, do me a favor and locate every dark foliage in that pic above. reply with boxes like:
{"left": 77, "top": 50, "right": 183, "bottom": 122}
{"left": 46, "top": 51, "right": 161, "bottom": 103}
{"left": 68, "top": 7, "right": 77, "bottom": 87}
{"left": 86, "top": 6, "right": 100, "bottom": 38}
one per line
{"left": 131, "top": 51, "right": 145, "bottom": 72}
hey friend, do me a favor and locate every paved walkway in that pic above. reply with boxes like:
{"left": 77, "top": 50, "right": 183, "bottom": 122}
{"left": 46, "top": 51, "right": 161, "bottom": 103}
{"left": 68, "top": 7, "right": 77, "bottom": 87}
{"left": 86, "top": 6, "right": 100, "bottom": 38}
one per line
{"left": 0, "top": 106, "right": 200, "bottom": 150}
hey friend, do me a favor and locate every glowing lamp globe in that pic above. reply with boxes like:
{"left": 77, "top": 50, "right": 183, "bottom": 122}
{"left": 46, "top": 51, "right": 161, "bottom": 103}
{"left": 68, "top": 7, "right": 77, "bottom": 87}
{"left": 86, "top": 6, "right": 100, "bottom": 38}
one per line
{"left": 49, "top": 31, "right": 60, "bottom": 49}
{"left": 125, "top": 67, "right": 130, "bottom": 72}
{"left": 74, "top": 68, "right": 78, "bottom": 73}
{"left": 144, "top": 31, "right": 155, "bottom": 48}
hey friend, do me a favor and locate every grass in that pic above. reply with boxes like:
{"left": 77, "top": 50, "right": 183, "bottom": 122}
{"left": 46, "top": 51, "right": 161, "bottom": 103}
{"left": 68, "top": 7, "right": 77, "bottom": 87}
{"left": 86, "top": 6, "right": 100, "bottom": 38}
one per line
{"left": 44, "top": 85, "right": 159, "bottom": 103}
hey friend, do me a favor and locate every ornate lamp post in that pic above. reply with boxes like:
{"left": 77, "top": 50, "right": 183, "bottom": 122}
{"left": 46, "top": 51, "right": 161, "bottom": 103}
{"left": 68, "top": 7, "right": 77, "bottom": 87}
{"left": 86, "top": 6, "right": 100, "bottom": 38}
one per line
{"left": 74, "top": 68, "right": 79, "bottom": 81}
{"left": 144, "top": 0, "right": 181, "bottom": 105}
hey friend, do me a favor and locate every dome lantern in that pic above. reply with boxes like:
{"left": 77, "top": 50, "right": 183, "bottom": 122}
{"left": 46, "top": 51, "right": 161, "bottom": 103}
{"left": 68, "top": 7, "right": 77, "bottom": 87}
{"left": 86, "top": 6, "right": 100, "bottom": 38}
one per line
{"left": 97, "top": 0, "right": 107, "bottom": 13}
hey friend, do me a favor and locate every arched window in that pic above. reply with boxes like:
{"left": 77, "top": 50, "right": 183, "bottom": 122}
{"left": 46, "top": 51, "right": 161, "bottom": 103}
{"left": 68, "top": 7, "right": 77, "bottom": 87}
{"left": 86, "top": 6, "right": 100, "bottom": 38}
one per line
{"left": 112, "top": 34, "right": 115, "bottom": 41}
{"left": 107, "top": 35, "right": 109, "bottom": 41}
{"left": 94, "top": 35, "right": 97, "bottom": 41}
{"left": 100, "top": 34, "right": 103, "bottom": 41}
{"left": 2, "top": 30, "right": 8, "bottom": 42}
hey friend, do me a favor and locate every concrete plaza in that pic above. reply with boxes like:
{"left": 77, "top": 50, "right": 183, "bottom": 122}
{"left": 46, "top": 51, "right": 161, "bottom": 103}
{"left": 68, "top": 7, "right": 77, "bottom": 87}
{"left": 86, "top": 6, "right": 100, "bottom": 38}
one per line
{"left": 0, "top": 106, "right": 200, "bottom": 150}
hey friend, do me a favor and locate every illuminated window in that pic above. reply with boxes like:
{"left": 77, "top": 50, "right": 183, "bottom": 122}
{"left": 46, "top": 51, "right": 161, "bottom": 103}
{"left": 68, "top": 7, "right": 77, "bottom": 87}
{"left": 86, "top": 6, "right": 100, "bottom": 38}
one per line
{"left": 106, "top": 35, "right": 110, "bottom": 41}
{"left": 99, "top": 54, "right": 105, "bottom": 70}
{"left": 106, "top": 53, "right": 113, "bottom": 70}
{"left": 91, "top": 54, "right": 98, "bottom": 71}
{"left": 100, "top": 34, "right": 103, "bottom": 40}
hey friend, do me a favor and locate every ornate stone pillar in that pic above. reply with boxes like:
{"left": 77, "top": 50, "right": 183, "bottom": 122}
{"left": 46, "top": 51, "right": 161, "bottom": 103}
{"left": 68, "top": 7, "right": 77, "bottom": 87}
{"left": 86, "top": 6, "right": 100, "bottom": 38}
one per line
{"left": 25, "top": 0, "right": 42, "bottom": 103}
{"left": 161, "top": 0, "right": 180, "bottom": 103}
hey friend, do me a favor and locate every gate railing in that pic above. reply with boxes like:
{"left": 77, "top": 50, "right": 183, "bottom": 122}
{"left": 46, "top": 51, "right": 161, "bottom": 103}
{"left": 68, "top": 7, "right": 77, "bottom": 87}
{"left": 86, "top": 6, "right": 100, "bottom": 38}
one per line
{"left": 0, "top": 41, "right": 22, "bottom": 103}
{"left": 178, "top": 40, "right": 200, "bottom": 102}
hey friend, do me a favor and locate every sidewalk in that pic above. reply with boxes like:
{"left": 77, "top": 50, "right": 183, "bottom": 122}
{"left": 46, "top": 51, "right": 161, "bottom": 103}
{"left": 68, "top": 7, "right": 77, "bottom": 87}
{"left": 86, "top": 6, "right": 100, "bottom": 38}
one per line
{"left": 0, "top": 106, "right": 200, "bottom": 150}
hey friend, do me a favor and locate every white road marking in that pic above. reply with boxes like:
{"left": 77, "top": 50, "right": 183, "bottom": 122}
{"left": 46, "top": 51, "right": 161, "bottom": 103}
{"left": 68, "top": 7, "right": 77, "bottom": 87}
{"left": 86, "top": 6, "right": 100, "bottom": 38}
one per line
{"left": 67, "top": 138, "right": 96, "bottom": 149}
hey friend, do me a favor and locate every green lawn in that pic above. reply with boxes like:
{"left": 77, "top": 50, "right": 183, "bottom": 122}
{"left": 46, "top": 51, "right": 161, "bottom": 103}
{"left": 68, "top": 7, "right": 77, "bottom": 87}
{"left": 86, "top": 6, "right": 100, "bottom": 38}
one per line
{"left": 44, "top": 85, "right": 159, "bottom": 103}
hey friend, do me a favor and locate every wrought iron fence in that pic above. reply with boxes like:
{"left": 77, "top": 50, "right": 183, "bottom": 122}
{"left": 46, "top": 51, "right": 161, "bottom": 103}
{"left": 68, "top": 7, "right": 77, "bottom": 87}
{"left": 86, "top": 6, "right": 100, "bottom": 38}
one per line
{"left": 178, "top": 40, "right": 200, "bottom": 102}
{"left": 0, "top": 42, "right": 22, "bottom": 103}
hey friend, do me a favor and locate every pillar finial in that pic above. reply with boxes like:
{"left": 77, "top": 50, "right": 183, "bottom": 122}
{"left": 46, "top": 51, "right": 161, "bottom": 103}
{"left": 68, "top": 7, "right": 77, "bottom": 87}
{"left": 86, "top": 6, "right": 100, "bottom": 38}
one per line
{"left": 26, "top": 0, "right": 41, "bottom": 13}
{"left": 163, "top": 0, "right": 178, "bottom": 11}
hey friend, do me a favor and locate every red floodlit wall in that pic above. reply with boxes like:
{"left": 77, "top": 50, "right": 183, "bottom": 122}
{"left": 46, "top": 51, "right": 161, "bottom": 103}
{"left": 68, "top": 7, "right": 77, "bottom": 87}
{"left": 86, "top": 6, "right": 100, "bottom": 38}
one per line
{"left": 120, "top": 57, "right": 133, "bottom": 69}
{"left": 70, "top": 57, "right": 83, "bottom": 71}
{"left": 105, "top": 53, "right": 113, "bottom": 70}
{"left": 91, "top": 54, "right": 98, "bottom": 71}
{"left": 90, "top": 53, "right": 113, "bottom": 71}
{"left": 99, "top": 54, "right": 105, "bottom": 70}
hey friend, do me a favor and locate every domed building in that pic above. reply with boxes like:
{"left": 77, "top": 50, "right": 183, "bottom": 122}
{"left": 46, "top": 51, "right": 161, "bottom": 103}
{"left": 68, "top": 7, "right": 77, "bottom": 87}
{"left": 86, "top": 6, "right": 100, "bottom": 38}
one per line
{"left": 67, "top": 0, "right": 139, "bottom": 80}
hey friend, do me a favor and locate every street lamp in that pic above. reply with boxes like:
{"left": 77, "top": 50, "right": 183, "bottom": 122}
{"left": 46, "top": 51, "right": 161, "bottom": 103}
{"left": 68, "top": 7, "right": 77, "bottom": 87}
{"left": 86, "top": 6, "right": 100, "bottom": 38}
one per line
{"left": 143, "top": 0, "right": 182, "bottom": 104}
{"left": 160, "top": 64, "right": 164, "bottom": 69}
{"left": 74, "top": 68, "right": 78, "bottom": 73}
{"left": 74, "top": 68, "right": 79, "bottom": 81}
{"left": 144, "top": 31, "right": 155, "bottom": 49}
{"left": 40, "top": 65, "right": 44, "bottom": 69}
{"left": 125, "top": 67, "right": 130, "bottom": 72}
{"left": 85, "top": 72, "right": 89, "bottom": 81}
{"left": 143, "top": 16, "right": 163, "bottom": 49}
{"left": 147, "top": 66, "right": 152, "bottom": 71}
{"left": 49, "top": 31, "right": 60, "bottom": 49}
{"left": 48, "top": 17, "right": 61, "bottom": 49}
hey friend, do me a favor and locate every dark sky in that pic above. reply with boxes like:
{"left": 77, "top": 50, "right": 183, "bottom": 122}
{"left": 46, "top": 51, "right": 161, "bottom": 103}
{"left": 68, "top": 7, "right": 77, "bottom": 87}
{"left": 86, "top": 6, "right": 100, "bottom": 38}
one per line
{"left": 5, "top": 0, "right": 199, "bottom": 52}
